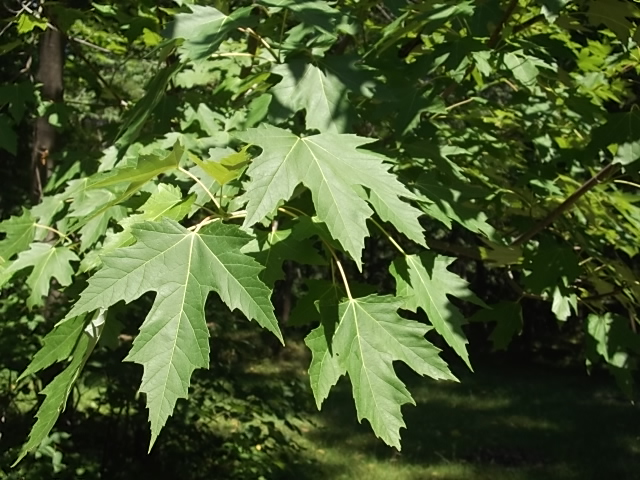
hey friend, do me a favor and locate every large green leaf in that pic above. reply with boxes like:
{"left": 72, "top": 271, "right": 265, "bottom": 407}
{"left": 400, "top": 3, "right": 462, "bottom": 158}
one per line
{"left": 236, "top": 124, "right": 424, "bottom": 267}
{"left": 260, "top": 0, "right": 343, "bottom": 34}
{"left": 66, "top": 219, "right": 281, "bottom": 448}
{"left": 390, "top": 253, "right": 484, "bottom": 369}
{"left": 306, "top": 295, "right": 456, "bottom": 449}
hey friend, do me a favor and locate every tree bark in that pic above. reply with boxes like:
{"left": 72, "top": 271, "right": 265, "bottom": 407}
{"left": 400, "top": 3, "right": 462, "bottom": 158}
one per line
{"left": 31, "top": 21, "right": 64, "bottom": 201}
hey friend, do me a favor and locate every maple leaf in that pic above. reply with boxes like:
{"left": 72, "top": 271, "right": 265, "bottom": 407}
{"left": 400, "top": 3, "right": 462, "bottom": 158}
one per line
{"left": 0, "top": 243, "right": 79, "bottom": 307}
{"left": 470, "top": 302, "right": 523, "bottom": 351}
{"left": 69, "top": 144, "right": 184, "bottom": 236}
{"left": 236, "top": 124, "right": 425, "bottom": 267}
{"left": 18, "top": 314, "right": 88, "bottom": 381}
{"left": 14, "top": 311, "right": 105, "bottom": 465}
{"left": 306, "top": 295, "right": 456, "bottom": 449}
{"left": 191, "top": 147, "right": 251, "bottom": 185}
{"left": 390, "top": 253, "right": 484, "bottom": 369}
{"left": 66, "top": 219, "right": 281, "bottom": 448}
{"left": 241, "top": 227, "right": 326, "bottom": 286}
{"left": 588, "top": 0, "right": 639, "bottom": 42}
{"left": 165, "top": 5, "right": 254, "bottom": 61}
{"left": 270, "top": 60, "right": 350, "bottom": 133}
{"left": 0, "top": 208, "right": 35, "bottom": 265}
{"left": 81, "top": 184, "right": 194, "bottom": 271}
{"left": 262, "top": 0, "right": 344, "bottom": 34}
{"left": 115, "top": 63, "right": 183, "bottom": 149}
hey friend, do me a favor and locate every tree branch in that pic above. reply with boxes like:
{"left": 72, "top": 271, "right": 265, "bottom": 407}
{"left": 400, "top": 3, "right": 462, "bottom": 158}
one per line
{"left": 511, "top": 162, "right": 619, "bottom": 246}
{"left": 487, "top": 0, "right": 520, "bottom": 49}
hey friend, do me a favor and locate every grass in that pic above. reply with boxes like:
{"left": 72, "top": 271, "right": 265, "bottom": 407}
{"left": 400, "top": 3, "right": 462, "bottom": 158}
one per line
{"left": 288, "top": 355, "right": 640, "bottom": 480}
{"left": 4, "top": 335, "right": 639, "bottom": 480}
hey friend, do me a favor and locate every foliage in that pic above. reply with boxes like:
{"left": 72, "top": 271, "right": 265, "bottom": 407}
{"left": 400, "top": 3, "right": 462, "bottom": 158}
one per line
{"left": 2, "top": 0, "right": 640, "bottom": 467}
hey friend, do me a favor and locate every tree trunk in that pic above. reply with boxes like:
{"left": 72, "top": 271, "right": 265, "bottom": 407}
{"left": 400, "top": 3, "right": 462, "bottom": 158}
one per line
{"left": 31, "top": 21, "right": 64, "bottom": 201}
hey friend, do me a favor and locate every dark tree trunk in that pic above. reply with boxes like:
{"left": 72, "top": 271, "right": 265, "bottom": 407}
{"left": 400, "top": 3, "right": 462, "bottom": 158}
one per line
{"left": 31, "top": 21, "right": 64, "bottom": 201}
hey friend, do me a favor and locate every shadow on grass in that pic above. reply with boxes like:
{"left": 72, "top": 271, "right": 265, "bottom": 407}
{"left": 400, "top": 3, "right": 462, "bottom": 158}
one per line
{"left": 298, "top": 357, "right": 640, "bottom": 480}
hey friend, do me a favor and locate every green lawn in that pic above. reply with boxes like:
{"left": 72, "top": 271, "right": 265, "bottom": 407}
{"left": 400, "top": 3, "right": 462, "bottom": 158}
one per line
{"left": 291, "top": 357, "right": 640, "bottom": 480}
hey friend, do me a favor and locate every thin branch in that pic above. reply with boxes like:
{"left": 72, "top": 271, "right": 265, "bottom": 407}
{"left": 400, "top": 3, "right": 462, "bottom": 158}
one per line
{"left": 506, "top": 270, "right": 546, "bottom": 301}
{"left": 238, "top": 27, "right": 279, "bottom": 62}
{"left": 487, "top": 0, "right": 519, "bottom": 49}
{"left": 582, "top": 287, "right": 623, "bottom": 302}
{"left": 511, "top": 162, "right": 619, "bottom": 246}
{"left": 68, "top": 35, "right": 113, "bottom": 54}
{"left": 67, "top": 40, "right": 125, "bottom": 106}
{"left": 15, "top": 1, "right": 114, "bottom": 54}
{"left": 513, "top": 14, "right": 545, "bottom": 35}
{"left": 0, "top": 3, "right": 25, "bottom": 37}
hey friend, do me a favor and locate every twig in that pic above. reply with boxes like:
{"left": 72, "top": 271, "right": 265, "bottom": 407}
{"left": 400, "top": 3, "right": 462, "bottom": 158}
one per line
{"left": 0, "top": 3, "right": 25, "bottom": 37}
{"left": 582, "top": 287, "right": 623, "bottom": 302}
{"left": 513, "top": 14, "right": 545, "bottom": 35}
{"left": 506, "top": 270, "right": 546, "bottom": 301}
{"left": 14, "top": 1, "right": 114, "bottom": 53}
{"left": 67, "top": 40, "right": 126, "bottom": 106}
{"left": 511, "top": 162, "right": 619, "bottom": 246}
{"left": 238, "top": 27, "right": 279, "bottom": 62}
{"left": 487, "top": 0, "right": 519, "bottom": 49}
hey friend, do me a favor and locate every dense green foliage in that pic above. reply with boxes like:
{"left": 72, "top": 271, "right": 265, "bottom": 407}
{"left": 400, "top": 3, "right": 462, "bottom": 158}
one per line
{"left": 2, "top": 0, "right": 640, "bottom": 474}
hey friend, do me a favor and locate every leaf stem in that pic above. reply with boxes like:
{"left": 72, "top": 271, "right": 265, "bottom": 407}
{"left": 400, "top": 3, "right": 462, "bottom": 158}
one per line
{"left": 278, "top": 206, "right": 309, "bottom": 218}
{"left": 332, "top": 252, "right": 353, "bottom": 300}
{"left": 226, "top": 209, "right": 247, "bottom": 220}
{"left": 614, "top": 179, "right": 640, "bottom": 190}
{"left": 179, "top": 166, "right": 221, "bottom": 212}
{"left": 277, "top": 207, "right": 352, "bottom": 298}
{"left": 191, "top": 216, "right": 220, "bottom": 232}
{"left": 35, "top": 223, "right": 71, "bottom": 242}
{"left": 369, "top": 218, "right": 406, "bottom": 256}
{"left": 239, "top": 27, "right": 279, "bottom": 62}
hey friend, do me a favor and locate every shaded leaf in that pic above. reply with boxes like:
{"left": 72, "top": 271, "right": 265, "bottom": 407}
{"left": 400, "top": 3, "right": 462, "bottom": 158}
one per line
{"left": 270, "top": 60, "right": 350, "bottom": 133}
{"left": 14, "top": 310, "right": 104, "bottom": 465}
{"left": 165, "top": 5, "right": 254, "bottom": 61}
{"left": 470, "top": 302, "right": 522, "bottom": 351}
{"left": 391, "top": 253, "right": 484, "bottom": 369}
{"left": 0, "top": 209, "right": 35, "bottom": 265}
{"left": 116, "top": 63, "right": 182, "bottom": 149}
{"left": 0, "top": 244, "right": 79, "bottom": 308}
